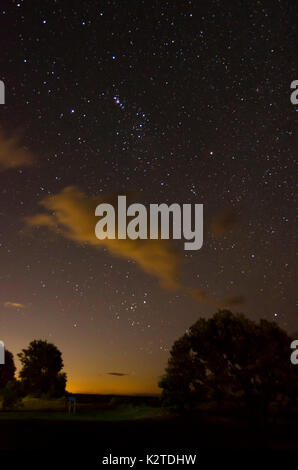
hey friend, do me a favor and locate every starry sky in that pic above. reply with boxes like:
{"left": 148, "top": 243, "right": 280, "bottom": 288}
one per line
{"left": 0, "top": 0, "right": 297, "bottom": 394}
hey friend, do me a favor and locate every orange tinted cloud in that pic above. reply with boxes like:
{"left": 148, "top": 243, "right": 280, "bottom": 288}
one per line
{"left": 4, "top": 301, "right": 25, "bottom": 309}
{"left": 191, "top": 288, "right": 245, "bottom": 307}
{"left": 221, "top": 295, "right": 245, "bottom": 306}
{"left": 25, "top": 186, "right": 244, "bottom": 305}
{"left": 211, "top": 209, "right": 238, "bottom": 237}
{"left": 0, "top": 131, "right": 35, "bottom": 170}
{"left": 25, "top": 186, "right": 181, "bottom": 289}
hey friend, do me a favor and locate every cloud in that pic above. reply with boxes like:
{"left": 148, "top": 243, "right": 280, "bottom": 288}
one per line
{"left": 191, "top": 289, "right": 245, "bottom": 308}
{"left": 24, "top": 186, "right": 245, "bottom": 306}
{"left": 4, "top": 301, "right": 25, "bottom": 309}
{"left": 190, "top": 288, "right": 211, "bottom": 304}
{"left": 24, "top": 186, "right": 181, "bottom": 289}
{"left": 25, "top": 214, "right": 57, "bottom": 228}
{"left": 107, "top": 372, "right": 129, "bottom": 377}
{"left": 221, "top": 295, "right": 245, "bottom": 306}
{"left": 0, "top": 130, "right": 35, "bottom": 170}
{"left": 210, "top": 209, "right": 238, "bottom": 237}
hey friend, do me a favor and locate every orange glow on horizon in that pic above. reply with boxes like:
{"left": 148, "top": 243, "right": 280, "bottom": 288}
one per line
{"left": 67, "top": 376, "right": 161, "bottom": 395}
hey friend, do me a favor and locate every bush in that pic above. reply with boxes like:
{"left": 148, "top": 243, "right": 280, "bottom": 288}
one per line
{"left": 1, "top": 381, "right": 23, "bottom": 410}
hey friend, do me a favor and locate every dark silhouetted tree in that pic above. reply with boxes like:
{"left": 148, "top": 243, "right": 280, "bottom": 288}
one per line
{"left": 18, "top": 340, "right": 67, "bottom": 397}
{"left": 159, "top": 310, "right": 298, "bottom": 424}
{"left": 2, "top": 380, "right": 22, "bottom": 410}
{"left": 0, "top": 349, "right": 16, "bottom": 390}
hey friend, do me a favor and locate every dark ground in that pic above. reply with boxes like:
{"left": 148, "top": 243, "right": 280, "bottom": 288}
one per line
{"left": 0, "top": 411, "right": 297, "bottom": 468}
{"left": 0, "top": 395, "right": 297, "bottom": 467}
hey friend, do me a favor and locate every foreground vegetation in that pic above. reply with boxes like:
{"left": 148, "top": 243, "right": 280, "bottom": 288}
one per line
{"left": 0, "top": 396, "right": 166, "bottom": 421}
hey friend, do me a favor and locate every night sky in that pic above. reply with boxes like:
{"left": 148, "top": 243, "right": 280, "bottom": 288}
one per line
{"left": 0, "top": 0, "right": 297, "bottom": 394}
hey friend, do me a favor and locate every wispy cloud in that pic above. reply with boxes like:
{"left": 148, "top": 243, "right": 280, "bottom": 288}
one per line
{"left": 24, "top": 186, "right": 244, "bottom": 306}
{"left": 24, "top": 186, "right": 181, "bottom": 289}
{"left": 191, "top": 289, "right": 245, "bottom": 307}
{"left": 210, "top": 209, "right": 238, "bottom": 237}
{"left": 107, "top": 372, "right": 129, "bottom": 377}
{"left": 0, "top": 130, "right": 35, "bottom": 170}
{"left": 4, "top": 301, "right": 25, "bottom": 309}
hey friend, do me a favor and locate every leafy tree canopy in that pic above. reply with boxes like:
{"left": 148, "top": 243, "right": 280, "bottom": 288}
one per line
{"left": 0, "top": 349, "right": 16, "bottom": 390}
{"left": 18, "top": 339, "right": 66, "bottom": 397}
{"left": 159, "top": 310, "right": 298, "bottom": 417}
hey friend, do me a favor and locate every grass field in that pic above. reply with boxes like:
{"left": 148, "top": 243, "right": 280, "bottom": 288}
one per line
{"left": 0, "top": 402, "right": 167, "bottom": 422}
